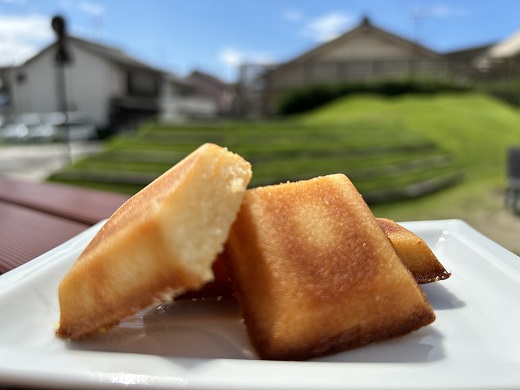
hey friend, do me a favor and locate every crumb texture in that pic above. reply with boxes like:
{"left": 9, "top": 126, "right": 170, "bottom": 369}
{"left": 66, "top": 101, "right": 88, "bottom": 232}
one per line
{"left": 57, "top": 143, "right": 251, "bottom": 339}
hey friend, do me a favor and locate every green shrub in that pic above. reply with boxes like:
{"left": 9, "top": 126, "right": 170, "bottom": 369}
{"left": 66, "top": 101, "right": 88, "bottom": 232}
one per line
{"left": 277, "top": 79, "right": 471, "bottom": 115}
{"left": 475, "top": 78, "right": 520, "bottom": 108}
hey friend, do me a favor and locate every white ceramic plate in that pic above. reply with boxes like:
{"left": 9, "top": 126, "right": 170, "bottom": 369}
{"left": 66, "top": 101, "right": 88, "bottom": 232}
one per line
{"left": 1, "top": 219, "right": 520, "bottom": 389}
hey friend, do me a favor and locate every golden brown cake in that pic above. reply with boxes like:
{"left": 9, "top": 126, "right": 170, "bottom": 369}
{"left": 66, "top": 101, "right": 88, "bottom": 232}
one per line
{"left": 56, "top": 143, "right": 252, "bottom": 340}
{"left": 377, "top": 218, "right": 451, "bottom": 284}
{"left": 176, "top": 218, "right": 451, "bottom": 302}
{"left": 222, "top": 174, "right": 435, "bottom": 360}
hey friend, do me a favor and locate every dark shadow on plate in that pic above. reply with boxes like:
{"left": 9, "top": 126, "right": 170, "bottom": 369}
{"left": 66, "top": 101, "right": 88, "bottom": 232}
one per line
{"left": 421, "top": 282, "right": 465, "bottom": 310}
{"left": 64, "top": 288, "right": 456, "bottom": 364}
{"left": 65, "top": 297, "right": 256, "bottom": 360}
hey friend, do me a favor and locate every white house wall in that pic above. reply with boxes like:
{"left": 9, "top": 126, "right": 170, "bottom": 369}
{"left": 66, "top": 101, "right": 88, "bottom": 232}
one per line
{"left": 13, "top": 48, "right": 57, "bottom": 114}
{"left": 61, "top": 44, "right": 115, "bottom": 128}
{"left": 12, "top": 43, "right": 117, "bottom": 128}
{"left": 62, "top": 46, "right": 115, "bottom": 126}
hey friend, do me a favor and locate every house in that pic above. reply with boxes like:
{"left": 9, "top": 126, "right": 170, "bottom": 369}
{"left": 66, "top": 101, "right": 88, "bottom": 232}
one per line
{"left": 443, "top": 43, "right": 495, "bottom": 67}
{"left": 3, "top": 36, "right": 215, "bottom": 134}
{"left": 0, "top": 66, "right": 17, "bottom": 117}
{"left": 472, "top": 29, "right": 520, "bottom": 77}
{"left": 159, "top": 72, "right": 218, "bottom": 122}
{"left": 185, "top": 70, "right": 236, "bottom": 116}
{"left": 159, "top": 70, "right": 236, "bottom": 122}
{"left": 246, "top": 17, "right": 456, "bottom": 115}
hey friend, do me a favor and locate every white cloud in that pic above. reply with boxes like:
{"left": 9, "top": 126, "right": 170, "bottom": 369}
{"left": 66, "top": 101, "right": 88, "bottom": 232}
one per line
{"left": 219, "top": 11, "right": 353, "bottom": 73}
{"left": 302, "top": 11, "right": 355, "bottom": 42}
{"left": 219, "top": 47, "right": 243, "bottom": 67}
{"left": 218, "top": 47, "right": 275, "bottom": 67}
{"left": 0, "top": 14, "right": 54, "bottom": 65}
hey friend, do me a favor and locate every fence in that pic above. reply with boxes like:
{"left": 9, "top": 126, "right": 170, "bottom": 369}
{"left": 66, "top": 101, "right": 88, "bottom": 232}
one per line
{"left": 236, "top": 58, "right": 520, "bottom": 117}
{"left": 506, "top": 147, "right": 520, "bottom": 215}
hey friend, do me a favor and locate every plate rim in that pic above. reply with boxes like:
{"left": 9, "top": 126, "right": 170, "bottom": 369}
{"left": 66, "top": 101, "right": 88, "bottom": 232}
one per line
{"left": 1, "top": 218, "right": 520, "bottom": 389}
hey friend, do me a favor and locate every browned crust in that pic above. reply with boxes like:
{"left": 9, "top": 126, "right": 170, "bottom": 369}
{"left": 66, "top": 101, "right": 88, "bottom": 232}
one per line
{"left": 249, "top": 304, "right": 434, "bottom": 361}
{"left": 56, "top": 266, "right": 202, "bottom": 339}
{"left": 222, "top": 175, "right": 435, "bottom": 360}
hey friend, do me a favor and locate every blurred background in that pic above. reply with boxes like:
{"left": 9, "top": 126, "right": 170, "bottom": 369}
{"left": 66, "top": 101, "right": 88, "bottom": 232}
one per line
{"left": 1, "top": 0, "right": 520, "bottom": 254}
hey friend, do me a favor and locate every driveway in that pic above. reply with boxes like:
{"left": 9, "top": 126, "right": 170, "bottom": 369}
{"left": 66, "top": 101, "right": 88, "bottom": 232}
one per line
{"left": 0, "top": 141, "right": 104, "bottom": 182}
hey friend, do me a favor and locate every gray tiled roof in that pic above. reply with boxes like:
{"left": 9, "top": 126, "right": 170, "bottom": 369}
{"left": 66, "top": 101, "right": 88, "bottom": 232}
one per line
{"left": 23, "top": 36, "right": 176, "bottom": 74}
{"left": 69, "top": 36, "right": 159, "bottom": 71}
{"left": 20, "top": 35, "right": 192, "bottom": 87}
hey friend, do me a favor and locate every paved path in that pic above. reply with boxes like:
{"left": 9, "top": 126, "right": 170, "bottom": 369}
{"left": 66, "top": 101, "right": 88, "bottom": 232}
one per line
{"left": 0, "top": 141, "right": 104, "bottom": 182}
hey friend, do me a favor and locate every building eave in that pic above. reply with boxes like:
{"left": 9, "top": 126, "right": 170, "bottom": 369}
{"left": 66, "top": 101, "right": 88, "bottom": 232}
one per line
{"left": 267, "top": 16, "right": 443, "bottom": 76}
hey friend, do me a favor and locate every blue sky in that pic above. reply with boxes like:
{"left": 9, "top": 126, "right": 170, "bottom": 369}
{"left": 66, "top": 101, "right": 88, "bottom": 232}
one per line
{"left": 1, "top": 0, "right": 519, "bottom": 82}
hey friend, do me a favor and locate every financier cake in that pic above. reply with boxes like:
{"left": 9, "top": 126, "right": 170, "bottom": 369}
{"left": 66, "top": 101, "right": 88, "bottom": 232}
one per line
{"left": 377, "top": 218, "right": 451, "bottom": 283}
{"left": 222, "top": 174, "right": 435, "bottom": 360}
{"left": 56, "top": 143, "right": 252, "bottom": 340}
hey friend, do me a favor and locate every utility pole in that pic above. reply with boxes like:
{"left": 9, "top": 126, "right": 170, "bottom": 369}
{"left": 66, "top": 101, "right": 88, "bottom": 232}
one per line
{"left": 410, "top": 6, "right": 428, "bottom": 44}
{"left": 51, "top": 15, "right": 73, "bottom": 163}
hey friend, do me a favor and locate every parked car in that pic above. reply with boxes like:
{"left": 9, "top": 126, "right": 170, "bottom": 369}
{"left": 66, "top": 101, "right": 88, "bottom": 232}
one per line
{"left": 0, "top": 112, "right": 97, "bottom": 143}
{"left": 22, "top": 113, "right": 55, "bottom": 143}
{"left": 41, "top": 112, "right": 97, "bottom": 142}
{"left": 0, "top": 115, "right": 34, "bottom": 143}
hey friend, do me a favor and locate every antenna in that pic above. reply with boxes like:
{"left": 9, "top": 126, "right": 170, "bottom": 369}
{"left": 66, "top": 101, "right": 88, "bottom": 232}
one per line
{"left": 94, "top": 14, "right": 104, "bottom": 39}
{"left": 410, "top": 6, "right": 429, "bottom": 44}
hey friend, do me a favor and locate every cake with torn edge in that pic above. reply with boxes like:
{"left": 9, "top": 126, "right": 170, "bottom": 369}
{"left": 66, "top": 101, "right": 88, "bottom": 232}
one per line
{"left": 56, "top": 143, "right": 252, "bottom": 340}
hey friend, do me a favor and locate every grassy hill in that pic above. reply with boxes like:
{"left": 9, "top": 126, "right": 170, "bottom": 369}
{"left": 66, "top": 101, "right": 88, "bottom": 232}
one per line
{"left": 301, "top": 92, "right": 520, "bottom": 179}
{"left": 297, "top": 92, "right": 520, "bottom": 209}
{"left": 49, "top": 92, "right": 520, "bottom": 194}
{"left": 49, "top": 117, "right": 461, "bottom": 203}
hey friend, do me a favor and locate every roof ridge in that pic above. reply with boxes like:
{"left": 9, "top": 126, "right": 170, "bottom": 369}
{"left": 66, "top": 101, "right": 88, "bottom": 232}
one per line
{"left": 273, "top": 16, "right": 442, "bottom": 69}
{"left": 68, "top": 35, "right": 125, "bottom": 55}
